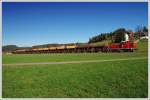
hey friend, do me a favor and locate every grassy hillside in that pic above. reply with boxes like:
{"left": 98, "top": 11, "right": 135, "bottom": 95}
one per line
{"left": 136, "top": 39, "right": 148, "bottom": 53}
{"left": 3, "top": 59, "right": 147, "bottom": 98}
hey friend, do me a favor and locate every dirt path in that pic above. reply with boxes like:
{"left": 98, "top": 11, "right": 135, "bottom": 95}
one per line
{"left": 3, "top": 57, "right": 147, "bottom": 67}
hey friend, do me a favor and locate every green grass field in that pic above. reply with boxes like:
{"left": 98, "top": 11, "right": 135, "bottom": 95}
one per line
{"left": 2, "top": 39, "right": 148, "bottom": 98}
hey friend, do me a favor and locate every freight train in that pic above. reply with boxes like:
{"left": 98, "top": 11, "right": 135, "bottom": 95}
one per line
{"left": 12, "top": 32, "right": 137, "bottom": 54}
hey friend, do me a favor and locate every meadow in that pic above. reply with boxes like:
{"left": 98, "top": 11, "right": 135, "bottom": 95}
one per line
{"left": 2, "top": 39, "right": 148, "bottom": 98}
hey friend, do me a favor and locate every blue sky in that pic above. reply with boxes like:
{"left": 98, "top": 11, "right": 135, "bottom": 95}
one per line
{"left": 3, "top": 2, "right": 148, "bottom": 47}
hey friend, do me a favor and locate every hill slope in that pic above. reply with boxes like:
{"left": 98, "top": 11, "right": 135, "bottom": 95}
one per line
{"left": 136, "top": 39, "right": 148, "bottom": 53}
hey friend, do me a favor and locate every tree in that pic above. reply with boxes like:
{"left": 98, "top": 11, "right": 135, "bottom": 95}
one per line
{"left": 112, "top": 28, "right": 127, "bottom": 43}
{"left": 143, "top": 26, "right": 148, "bottom": 32}
{"left": 88, "top": 32, "right": 113, "bottom": 43}
{"left": 135, "top": 25, "right": 143, "bottom": 32}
